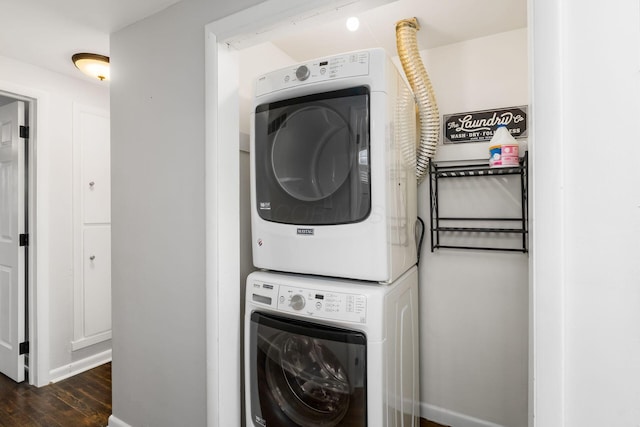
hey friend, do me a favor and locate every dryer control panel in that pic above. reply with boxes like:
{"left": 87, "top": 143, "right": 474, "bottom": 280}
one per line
{"left": 255, "top": 50, "right": 371, "bottom": 96}
{"left": 249, "top": 280, "right": 367, "bottom": 324}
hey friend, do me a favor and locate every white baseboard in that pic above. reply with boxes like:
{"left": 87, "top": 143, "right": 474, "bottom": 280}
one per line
{"left": 71, "top": 331, "right": 112, "bottom": 351}
{"left": 48, "top": 349, "right": 112, "bottom": 383}
{"left": 422, "top": 402, "right": 505, "bottom": 427}
{"left": 107, "top": 415, "right": 132, "bottom": 427}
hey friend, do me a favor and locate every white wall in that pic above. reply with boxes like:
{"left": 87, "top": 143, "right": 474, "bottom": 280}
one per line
{"left": 0, "top": 55, "right": 111, "bottom": 380}
{"left": 531, "top": 0, "right": 640, "bottom": 425}
{"left": 109, "top": 0, "right": 263, "bottom": 426}
{"left": 417, "top": 29, "right": 529, "bottom": 427}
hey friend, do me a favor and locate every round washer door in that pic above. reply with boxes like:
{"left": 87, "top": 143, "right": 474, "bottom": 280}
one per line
{"left": 265, "top": 333, "right": 351, "bottom": 426}
{"left": 249, "top": 312, "right": 367, "bottom": 427}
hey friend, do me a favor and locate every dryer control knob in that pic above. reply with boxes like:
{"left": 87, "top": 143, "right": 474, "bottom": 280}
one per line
{"left": 295, "top": 65, "right": 310, "bottom": 81}
{"left": 290, "top": 294, "right": 306, "bottom": 310}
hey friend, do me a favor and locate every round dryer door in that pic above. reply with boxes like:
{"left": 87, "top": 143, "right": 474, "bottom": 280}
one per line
{"left": 271, "top": 105, "right": 352, "bottom": 202}
{"left": 249, "top": 312, "right": 367, "bottom": 427}
{"left": 253, "top": 86, "right": 371, "bottom": 225}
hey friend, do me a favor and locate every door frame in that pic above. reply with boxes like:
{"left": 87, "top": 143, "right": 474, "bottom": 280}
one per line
{"left": 0, "top": 83, "right": 50, "bottom": 387}
{"left": 205, "top": 1, "right": 564, "bottom": 427}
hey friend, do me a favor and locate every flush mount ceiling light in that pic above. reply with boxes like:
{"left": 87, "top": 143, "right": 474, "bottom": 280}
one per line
{"left": 72, "top": 53, "right": 110, "bottom": 81}
{"left": 346, "top": 16, "right": 360, "bottom": 32}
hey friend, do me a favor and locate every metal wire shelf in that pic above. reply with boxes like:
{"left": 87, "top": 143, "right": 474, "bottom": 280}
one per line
{"left": 428, "top": 152, "right": 528, "bottom": 252}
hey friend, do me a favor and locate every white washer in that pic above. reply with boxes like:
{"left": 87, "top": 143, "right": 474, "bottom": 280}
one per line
{"left": 250, "top": 48, "right": 417, "bottom": 283}
{"left": 245, "top": 266, "right": 420, "bottom": 427}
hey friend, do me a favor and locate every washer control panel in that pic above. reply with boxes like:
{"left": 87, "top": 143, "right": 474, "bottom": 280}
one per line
{"left": 255, "top": 50, "right": 370, "bottom": 96}
{"left": 249, "top": 280, "right": 367, "bottom": 324}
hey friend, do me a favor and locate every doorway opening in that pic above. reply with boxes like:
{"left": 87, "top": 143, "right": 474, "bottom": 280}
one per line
{"left": 0, "top": 94, "right": 29, "bottom": 384}
{"left": 205, "top": 1, "right": 531, "bottom": 426}
{"left": 0, "top": 88, "right": 45, "bottom": 387}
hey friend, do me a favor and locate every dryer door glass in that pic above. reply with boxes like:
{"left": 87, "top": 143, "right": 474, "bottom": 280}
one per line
{"left": 254, "top": 86, "right": 370, "bottom": 225}
{"left": 249, "top": 312, "right": 367, "bottom": 427}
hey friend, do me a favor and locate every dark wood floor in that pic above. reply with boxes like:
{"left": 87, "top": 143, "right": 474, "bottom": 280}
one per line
{"left": 0, "top": 363, "right": 112, "bottom": 427}
{"left": 422, "top": 418, "right": 449, "bottom": 427}
{"left": 0, "top": 362, "right": 446, "bottom": 426}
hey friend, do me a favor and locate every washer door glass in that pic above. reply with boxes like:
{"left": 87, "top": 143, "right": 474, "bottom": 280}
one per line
{"left": 254, "top": 86, "right": 370, "bottom": 225}
{"left": 249, "top": 312, "right": 367, "bottom": 427}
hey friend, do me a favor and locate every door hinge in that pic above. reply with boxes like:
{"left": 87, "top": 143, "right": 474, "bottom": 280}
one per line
{"left": 19, "top": 234, "right": 29, "bottom": 247}
{"left": 19, "top": 341, "right": 29, "bottom": 355}
{"left": 19, "top": 126, "right": 29, "bottom": 139}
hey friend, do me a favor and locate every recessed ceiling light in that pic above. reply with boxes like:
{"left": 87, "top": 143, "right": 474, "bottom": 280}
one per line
{"left": 72, "top": 53, "right": 110, "bottom": 81}
{"left": 346, "top": 16, "right": 360, "bottom": 32}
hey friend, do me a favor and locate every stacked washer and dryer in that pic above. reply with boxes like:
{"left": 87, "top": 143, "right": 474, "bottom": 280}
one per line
{"left": 245, "top": 48, "right": 421, "bottom": 427}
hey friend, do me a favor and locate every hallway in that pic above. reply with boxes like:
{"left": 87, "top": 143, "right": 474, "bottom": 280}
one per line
{"left": 0, "top": 363, "right": 111, "bottom": 426}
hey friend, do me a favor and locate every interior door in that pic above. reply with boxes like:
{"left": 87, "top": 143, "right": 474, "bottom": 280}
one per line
{"left": 0, "top": 100, "right": 26, "bottom": 382}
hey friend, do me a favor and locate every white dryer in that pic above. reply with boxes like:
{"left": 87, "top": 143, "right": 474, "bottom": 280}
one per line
{"left": 250, "top": 48, "right": 417, "bottom": 283}
{"left": 245, "top": 266, "right": 420, "bottom": 427}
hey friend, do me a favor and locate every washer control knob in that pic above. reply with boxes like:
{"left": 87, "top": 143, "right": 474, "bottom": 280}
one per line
{"left": 290, "top": 294, "right": 306, "bottom": 310}
{"left": 296, "top": 65, "right": 310, "bottom": 81}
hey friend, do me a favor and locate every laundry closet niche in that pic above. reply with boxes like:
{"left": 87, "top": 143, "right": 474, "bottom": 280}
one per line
{"left": 237, "top": 2, "right": 529, "bottom": 426}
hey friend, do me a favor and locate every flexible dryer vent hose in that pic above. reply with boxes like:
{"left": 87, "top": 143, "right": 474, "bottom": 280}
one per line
{"left": 396, "top": 17, "right": 440, "bottom": 183}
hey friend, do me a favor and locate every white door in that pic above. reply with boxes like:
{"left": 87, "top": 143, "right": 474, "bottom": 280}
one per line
{"left": 0, "top": 100, "right": 26, "bottom": 383}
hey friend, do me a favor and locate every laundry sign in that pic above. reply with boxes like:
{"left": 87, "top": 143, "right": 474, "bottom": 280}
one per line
{"left": 443, "top": 105, "right": 528, "bottom": 144}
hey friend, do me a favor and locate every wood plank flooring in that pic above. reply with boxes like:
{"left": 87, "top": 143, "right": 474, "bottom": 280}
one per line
{"left": 0, "top": 363, "right": 111, "bottom": 427}
{"left": 0, "top": 362, "right": 447, "bottom": 426}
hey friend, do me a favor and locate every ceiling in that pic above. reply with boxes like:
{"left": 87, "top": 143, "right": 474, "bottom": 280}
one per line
{"left": 0, "top": 0, "right": 526, "bottom": 84}
{"left": 0, "top": 0, "right": 181, "bottom": 83}
{"left": 271, "top": 0, "right": 528, "bottom": 62}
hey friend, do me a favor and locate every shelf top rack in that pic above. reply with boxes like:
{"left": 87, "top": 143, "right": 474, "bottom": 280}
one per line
{"left": 430, "top": 151, "right": 528, "bottom": 178}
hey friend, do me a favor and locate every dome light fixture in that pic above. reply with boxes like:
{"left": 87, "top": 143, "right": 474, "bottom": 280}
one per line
{"left": 72, "top": 53, "right": 110, "bottom": 81}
